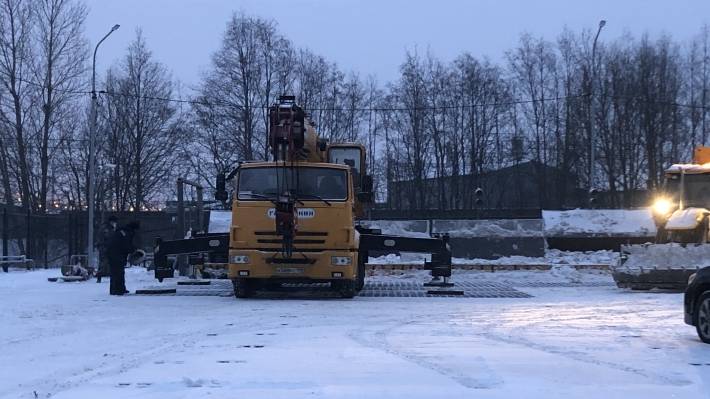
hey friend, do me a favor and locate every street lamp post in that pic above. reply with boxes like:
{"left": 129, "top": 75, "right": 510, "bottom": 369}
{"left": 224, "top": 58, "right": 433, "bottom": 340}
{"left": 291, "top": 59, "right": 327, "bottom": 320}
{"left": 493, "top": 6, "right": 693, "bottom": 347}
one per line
{"left": 589, "top": 19, "right": 606, "bottom": 206}
{"left": 87, "top": 24, "right": 120, "bottom": 269}
{"left": 589, "top": 20, "right": 606, "bottom": 203}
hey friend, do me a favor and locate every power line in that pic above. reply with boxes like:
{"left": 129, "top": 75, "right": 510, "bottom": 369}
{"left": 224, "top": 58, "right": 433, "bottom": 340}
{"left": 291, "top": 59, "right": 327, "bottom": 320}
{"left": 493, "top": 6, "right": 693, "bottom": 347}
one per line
{"left": 0, "top": 70, "right": 90, "bottom": 96}
{"left": 8, "top": 68, "right": 710, "bottom": 113}
{"left": 98, "top": 90, "right": 592, "bottom": 112}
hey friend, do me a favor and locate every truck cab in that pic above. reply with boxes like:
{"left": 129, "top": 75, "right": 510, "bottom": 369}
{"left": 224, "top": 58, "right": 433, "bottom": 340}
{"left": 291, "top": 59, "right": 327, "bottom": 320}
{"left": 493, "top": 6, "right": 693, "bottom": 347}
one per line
{"left": 228, "top": 161, "right": 362, "bottom": 298}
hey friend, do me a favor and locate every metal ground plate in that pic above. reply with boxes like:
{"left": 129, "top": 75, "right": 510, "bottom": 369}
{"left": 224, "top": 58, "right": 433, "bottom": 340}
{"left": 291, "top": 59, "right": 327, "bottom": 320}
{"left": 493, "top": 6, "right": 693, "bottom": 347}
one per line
{"left": 359, "top": 281, "right": 531, "bottom": 298}
{"left": 135, "top": 279, "right": 531, "bottom": 298}
{"left": 134, "top": 278, "right": 613, "bottom": 298}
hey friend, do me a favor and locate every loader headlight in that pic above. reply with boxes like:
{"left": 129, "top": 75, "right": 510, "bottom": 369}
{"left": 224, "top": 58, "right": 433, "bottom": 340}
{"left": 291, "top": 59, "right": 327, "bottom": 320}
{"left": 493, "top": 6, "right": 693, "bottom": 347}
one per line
{"left": 331, "top": 256, "right": 352, "bottom": 266}
{"left": 232, "top": 255, "right": 250, "bottom": 264}
{"left": 652, "top": 198, "right": 673, "bottom": 215}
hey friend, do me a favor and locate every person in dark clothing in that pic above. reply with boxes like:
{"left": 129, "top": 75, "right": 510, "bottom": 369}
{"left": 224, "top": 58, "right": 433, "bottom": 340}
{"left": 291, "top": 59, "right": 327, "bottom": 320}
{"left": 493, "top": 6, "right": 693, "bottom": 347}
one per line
{"left": 96, "top": 216, "right": 118, "bottom": 283}
{"left": 108, "top": 221, "right": 140, "bottom": 295}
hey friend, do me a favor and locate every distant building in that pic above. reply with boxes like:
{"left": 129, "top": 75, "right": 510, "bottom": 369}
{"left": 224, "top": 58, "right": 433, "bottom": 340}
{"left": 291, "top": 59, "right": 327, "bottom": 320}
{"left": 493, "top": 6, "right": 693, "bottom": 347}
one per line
{"left": 387, "top": 161, "right": 586, "bottom": 211}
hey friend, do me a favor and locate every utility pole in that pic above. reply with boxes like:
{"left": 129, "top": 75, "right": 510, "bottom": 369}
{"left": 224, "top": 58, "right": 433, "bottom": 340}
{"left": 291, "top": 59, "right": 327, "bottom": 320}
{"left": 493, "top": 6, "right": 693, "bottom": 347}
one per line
{"left": 87, "top": 24, "right": 120, "bottom": 268}
{"left": 589, "top": 19, "right": 606, "bottom": 206}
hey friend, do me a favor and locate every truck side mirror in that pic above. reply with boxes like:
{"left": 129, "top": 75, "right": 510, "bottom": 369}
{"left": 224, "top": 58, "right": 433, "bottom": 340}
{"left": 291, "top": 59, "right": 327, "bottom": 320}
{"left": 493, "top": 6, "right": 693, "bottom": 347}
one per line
{"left": 357, "top": 192, "right": 373, "bottom": 203}
{"left": 215, "top": 173, "right": 228, "bottom": 202}
{"left": 362, "top": 175, "right": 373, "bottom": 193}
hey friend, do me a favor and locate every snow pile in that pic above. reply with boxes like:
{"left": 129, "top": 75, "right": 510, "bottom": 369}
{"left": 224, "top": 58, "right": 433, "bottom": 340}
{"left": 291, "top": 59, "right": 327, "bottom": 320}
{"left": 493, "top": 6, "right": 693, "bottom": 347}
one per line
{"left": 369, "top": 249, "right": 616, "bottom": 266}
{"left": 208, "top": 210, "right": 232, "bottom": 233}
{"left": 543, "top": 209, "right": 656, "bottom": 236}
{"left": 357, "top": 220, "right": 430, "bottom": 238}
{"left": 616, "top": 243, "right": 710, "bottom": 271}
{"left": 666, "top": 162, "right": 710, "bottom": 173}
{"left": 665, "top": 207, "right": 706, "bottom": 230}
{"left": 432, "top": 219, "right": 543, "bottom": 237}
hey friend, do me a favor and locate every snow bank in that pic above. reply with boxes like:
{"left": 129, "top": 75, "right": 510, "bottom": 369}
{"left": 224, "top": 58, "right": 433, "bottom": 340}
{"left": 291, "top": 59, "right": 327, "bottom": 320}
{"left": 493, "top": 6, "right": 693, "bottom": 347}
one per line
{"left": 357, "top": 220, "right": 430, "bottom": 238}
{"left": 370, "top": 249, "right": 616, "bottom": 266}
{"left": 543, "top": 209, "right": 656, "bottom": 236}
{"left": 208, "top": 210, "right": 231, "bottom": 233}
{"left": 432, "top": 219, "right": 543, "bottom": 237}
{"left": 617, "top": 243, "right": 710, "bottom": 271}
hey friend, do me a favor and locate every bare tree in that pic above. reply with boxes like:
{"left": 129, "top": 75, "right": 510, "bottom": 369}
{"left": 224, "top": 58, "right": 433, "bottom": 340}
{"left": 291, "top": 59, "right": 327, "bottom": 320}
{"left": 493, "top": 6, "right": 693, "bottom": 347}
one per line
{"left": 0, "top": 0, "right": 34, "bottom": 207}
{"left": 99, "top": 31, "right": 185, "bottom": 210}
{"left": 31, "top": 0, "right": 87, "bottom": 212}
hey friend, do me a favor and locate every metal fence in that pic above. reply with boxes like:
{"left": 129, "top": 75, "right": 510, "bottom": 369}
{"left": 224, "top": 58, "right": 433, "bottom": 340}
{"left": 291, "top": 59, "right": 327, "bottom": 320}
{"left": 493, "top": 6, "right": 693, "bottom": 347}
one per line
{"left": 0, "top": 206, "right": 206, "bottom": 269}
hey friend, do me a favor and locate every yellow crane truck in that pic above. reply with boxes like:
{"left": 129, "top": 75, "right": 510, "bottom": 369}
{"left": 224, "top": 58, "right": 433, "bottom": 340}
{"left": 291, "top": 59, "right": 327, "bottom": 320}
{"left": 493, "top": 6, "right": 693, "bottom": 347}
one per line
{"left": 153, "top": 96, "right": 454, "bottom": 298}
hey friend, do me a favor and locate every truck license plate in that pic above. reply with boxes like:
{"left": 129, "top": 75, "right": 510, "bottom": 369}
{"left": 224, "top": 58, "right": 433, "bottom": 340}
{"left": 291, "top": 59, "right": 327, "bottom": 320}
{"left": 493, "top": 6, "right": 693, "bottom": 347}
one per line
{"left": 275, "top": 267, "right": 304, "bottom": 274}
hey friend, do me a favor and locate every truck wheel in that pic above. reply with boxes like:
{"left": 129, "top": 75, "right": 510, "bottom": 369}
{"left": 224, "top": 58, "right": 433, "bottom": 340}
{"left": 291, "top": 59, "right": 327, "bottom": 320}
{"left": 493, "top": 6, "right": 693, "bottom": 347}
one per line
{"left": 233, "top": 278, "right": 253, "bottom": 299}
{"left": 356, "top": 254, "right": 366, "bottom": 291}
{"left": 697, "top": 218, "right": 710, "bottom": 244}
{"left": 695, "top": 291, "right": 710, "bottom": 344}
{"left": 333, "top": 280, "right": 355, "bottom": 299}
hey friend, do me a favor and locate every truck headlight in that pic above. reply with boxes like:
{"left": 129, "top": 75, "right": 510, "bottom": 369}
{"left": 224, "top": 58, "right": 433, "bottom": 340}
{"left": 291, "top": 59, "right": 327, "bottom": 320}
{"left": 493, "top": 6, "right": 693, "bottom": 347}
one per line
{"left": 331, "top": 256, "right": 352, "bottom": 266}
{"left": 652, "top": 198, "right": 673, "bottom": 215}
{"left": 232, "top": 255, "right": 250, "bottom": 264}
{"left": 688, "top": 273, "right": 697, "bottom": 285}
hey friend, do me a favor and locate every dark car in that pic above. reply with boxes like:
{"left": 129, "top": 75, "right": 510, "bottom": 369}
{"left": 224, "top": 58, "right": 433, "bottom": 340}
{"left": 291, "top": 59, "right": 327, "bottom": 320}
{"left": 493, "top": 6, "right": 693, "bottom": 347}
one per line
{"left": 684, "top": 266, "right": 710, "bottom": 343}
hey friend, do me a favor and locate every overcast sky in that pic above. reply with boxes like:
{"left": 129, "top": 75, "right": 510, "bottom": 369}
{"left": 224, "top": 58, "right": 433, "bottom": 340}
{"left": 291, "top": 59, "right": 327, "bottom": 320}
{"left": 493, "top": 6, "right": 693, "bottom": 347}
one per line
{"left": 84, "top": 0, "right": 710, "bottom": 89}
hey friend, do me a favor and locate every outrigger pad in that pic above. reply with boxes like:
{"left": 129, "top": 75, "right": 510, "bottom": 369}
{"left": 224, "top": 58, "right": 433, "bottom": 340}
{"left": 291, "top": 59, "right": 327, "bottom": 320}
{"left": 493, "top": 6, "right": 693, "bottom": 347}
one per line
{"left": 423, "top": 281, "right": 455, "bottom": 287}
{"left": 177, "top": 280, "right": 211, "bottom": 286}
{"left": 426, "top": 290, "right": 465, "bottom": 296}
{"left": 134, "top": 288, "right": 177, "bottom": 295}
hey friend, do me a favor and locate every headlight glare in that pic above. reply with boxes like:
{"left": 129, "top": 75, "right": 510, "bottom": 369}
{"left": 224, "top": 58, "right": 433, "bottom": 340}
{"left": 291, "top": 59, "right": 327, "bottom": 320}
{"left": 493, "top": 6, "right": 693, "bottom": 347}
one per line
{"left": 652, "top": 198, "right": 673, "bottom": 215}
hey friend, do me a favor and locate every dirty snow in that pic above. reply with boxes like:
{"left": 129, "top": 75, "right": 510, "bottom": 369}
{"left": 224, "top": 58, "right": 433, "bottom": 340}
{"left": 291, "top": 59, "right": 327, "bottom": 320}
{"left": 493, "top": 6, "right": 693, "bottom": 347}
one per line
{"left": 2, "top": 265, "right": 709, "bottom": 399}
{"left": 543, "top": 209, "right": 656, "bottom": 236}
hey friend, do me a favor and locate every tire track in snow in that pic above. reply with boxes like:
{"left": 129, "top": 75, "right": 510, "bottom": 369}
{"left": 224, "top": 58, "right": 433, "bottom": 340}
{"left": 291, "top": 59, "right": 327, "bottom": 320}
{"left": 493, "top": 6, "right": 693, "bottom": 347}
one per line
{"left": 477, "top": 325, "right": 692, "bottom": 387}
{"left": 348, "top": 320, "right": 503, "bottom": 390}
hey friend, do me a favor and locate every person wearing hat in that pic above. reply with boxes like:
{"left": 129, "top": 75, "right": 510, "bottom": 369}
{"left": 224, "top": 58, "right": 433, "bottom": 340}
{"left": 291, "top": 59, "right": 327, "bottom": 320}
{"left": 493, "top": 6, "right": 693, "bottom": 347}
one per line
{"left": 107, "top": 221, "right": 140, "bottom": 295}
{"left": 96, "top": 215, "right": 118, "bottom": 283}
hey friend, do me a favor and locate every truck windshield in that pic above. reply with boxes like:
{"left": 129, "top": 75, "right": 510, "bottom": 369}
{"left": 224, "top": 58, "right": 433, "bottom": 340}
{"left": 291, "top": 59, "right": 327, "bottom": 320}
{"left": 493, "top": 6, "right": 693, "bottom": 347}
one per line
{"left": 238, "top": 167, "right": 348, "bottom": 201}
{"left": 666, "top": 173, "right": 710, "bottom": 207}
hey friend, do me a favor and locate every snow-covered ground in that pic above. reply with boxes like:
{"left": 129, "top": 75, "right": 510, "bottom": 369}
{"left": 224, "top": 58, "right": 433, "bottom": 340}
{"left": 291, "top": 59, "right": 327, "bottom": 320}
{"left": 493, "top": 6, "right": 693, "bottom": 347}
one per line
{"left": 2, "top": 266, "right": 709, "bottom": 399}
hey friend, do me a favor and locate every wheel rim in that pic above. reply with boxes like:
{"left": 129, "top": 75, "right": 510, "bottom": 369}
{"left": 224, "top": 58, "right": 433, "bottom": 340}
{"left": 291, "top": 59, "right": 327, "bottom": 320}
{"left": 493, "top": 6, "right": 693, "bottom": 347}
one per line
{"left": 700, "top": 298, "right": 710, "bottom": 339}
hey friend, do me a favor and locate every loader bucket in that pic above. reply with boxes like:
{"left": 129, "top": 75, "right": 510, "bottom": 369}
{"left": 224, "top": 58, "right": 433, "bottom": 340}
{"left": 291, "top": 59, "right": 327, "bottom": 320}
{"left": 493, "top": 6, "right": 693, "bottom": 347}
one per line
{"left": 612, "top": 243, "right": 710, "bottom": 290}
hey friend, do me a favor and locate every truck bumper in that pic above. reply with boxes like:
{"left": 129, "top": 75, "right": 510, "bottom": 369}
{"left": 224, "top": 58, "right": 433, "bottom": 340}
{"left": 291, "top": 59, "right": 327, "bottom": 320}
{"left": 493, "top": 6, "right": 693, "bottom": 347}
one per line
{"left": 227, "top": 249, "right": 358, "bottom": 281}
